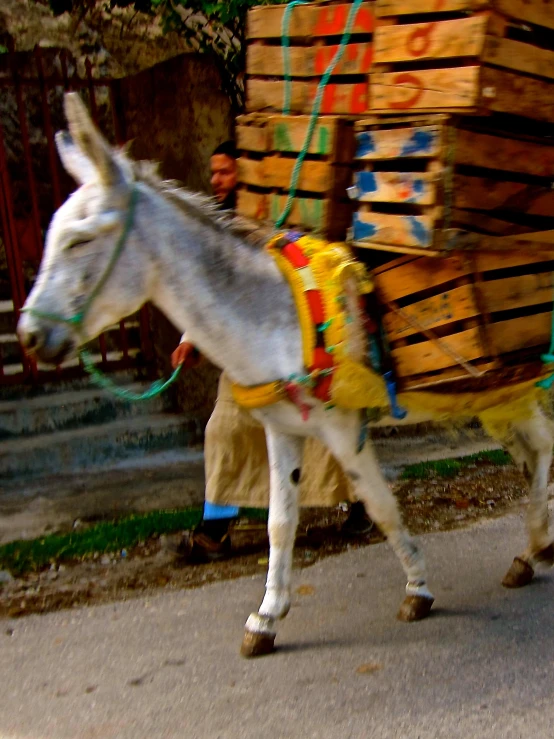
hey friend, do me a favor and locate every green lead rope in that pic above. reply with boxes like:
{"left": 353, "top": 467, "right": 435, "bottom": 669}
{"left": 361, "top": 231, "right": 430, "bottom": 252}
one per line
{"left": 276, "top": 0, "right": 365, "bottom": 229}
{"left": 80, "top": 349, "right": 182, "bottom": 401}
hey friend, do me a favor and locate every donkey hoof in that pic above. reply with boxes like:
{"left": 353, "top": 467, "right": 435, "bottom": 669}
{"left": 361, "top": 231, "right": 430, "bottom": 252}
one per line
{"left": 240, "top": 629, "right": 276, "bottom": 658}
{"left": 397, "top": 594, "right": 434, "bottom": 622}
{"left": 535, "top": 543, "right": 554, "bottom": 567}
{"left": 502, "top": 557, "right": 534, "bottom": 588}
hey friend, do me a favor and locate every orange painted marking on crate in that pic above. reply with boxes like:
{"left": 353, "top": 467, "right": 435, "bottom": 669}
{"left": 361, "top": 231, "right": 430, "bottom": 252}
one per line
{"left": 387, "top": 73, "right": 424, "bottom": 109}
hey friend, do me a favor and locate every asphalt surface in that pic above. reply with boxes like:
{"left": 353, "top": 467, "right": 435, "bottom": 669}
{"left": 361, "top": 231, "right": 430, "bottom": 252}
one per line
{"left": 1, "top": 505, "right": 553, "bottom": 739}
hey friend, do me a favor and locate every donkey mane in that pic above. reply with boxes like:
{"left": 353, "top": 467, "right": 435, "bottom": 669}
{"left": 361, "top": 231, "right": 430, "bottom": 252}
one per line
{"left": 130, "top": 158, "right": 274, "bottom": 249}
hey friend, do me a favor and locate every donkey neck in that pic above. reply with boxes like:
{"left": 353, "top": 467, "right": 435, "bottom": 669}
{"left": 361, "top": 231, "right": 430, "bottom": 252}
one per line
{"left": 137, "top": 185, "right": 304, "bottom": 386}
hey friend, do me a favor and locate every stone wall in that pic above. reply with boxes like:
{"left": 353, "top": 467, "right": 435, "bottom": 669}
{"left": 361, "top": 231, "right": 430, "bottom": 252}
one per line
{"left": 117, "top": 53, "right": 234, "bottom": 417}
{"left": 1, "top": 0, "right": 233, "bottom": 414}
{"left": 0, "top": 0, "right": 191, "bottom": 79}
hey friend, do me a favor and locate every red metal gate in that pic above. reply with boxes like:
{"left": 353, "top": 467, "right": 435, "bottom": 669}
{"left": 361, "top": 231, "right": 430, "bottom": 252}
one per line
{"left": 0, "top": 43, "right": 153, "bottom": 384}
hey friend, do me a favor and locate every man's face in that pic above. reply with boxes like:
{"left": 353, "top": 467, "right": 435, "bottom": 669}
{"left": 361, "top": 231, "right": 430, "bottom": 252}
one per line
{"left": 210, "top": 153, "right": 238, "bottom": 203}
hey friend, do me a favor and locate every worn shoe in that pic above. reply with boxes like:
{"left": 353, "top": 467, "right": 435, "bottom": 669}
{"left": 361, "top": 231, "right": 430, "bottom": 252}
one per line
{"left": 162, "top": 526, "right": 233, "bottom": 564}
{"left": 340, "top": 501, "right": 374, "bottom": 538}
{"left": 185, "top": 530, "right": 232, "bottom": 564}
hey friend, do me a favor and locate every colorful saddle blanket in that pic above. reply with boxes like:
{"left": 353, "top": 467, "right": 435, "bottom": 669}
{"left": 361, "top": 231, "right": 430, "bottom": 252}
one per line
{"left": 231, "top": 232, "right": 389, "bottom": 413}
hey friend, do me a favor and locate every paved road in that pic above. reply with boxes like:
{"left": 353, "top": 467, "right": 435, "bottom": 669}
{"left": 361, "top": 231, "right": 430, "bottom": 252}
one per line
{"left": 1, "top": 506, "right": 553, "bottom": 739}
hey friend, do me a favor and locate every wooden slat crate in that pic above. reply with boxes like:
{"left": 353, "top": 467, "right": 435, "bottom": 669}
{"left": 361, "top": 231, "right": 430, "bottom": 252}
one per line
{"left": 350, "top": 114, "right": 554, "bottom": 255}
{"left": 372, "top": 247, "right": 554, "bottom": 389}
{"left": 246, "top": 1, "right": 375, "bottom": 115}
{"left": 236, "top": 113, "right": 356, "bottom": 239}
{"left": 371, "top": 0, "right": 554, "bottom": 122}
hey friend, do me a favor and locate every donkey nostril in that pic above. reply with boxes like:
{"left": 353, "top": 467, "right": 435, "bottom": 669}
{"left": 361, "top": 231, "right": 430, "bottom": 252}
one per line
{"left": 18, "top": 327, "right": 42, "bottom": 353}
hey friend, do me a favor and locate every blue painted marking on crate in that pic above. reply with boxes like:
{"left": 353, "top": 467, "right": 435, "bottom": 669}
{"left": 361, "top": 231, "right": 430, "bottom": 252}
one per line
{"left": 407, "top": 215, "right": 431, "bottom": 246}
{"left": 352, "top": 213, "right": 377, "bottom": 240}
{"left": 400, "top": 129, "right": 435, "bottom": 157}
{"left": 356, "top": 171, "right": 377, "bottom": 194}
{"left": 355, "top": 131, "right": 376, "bottom": 158}
{"left": 413, "top": 178, "right": 425, "bottom": 196}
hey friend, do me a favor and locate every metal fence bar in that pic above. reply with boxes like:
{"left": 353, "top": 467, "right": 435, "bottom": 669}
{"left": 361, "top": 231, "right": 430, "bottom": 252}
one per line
{"left": 0, "top": 118, "right": 31, "bottom": 379}
{"left": 9, "top": 39, "right": 44, "bottom": 265}
{"left": 35, "top": 47, "right": 63, "bottom": 210}
{"left": 0, "top": 48, "right": 156, "bottom": 385}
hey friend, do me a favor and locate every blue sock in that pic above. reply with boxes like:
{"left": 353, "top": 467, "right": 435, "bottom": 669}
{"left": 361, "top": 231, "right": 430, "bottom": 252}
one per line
{"left": 203, "top": 501, "right": 239, "bottom": 520}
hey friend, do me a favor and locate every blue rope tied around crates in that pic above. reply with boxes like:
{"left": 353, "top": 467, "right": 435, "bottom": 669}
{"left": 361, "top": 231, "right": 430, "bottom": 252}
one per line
{"left": 276, "top": 0, "right": 365, "bottom": 229}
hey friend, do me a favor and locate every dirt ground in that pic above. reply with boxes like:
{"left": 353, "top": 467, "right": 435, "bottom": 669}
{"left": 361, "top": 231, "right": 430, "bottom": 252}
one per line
{"left": 0, "top": 457, "right": 538, "bottom": 620}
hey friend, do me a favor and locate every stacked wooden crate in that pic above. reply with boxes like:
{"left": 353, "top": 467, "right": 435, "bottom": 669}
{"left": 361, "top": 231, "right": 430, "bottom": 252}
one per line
{"left": 351, "top": 113, "right": 554, "bottom": 256}
{"left": 372, "top": 243, "right": 554, "bottom": 389}
{"left": 236, "top": 113, "right": 356, "bottom": 239}
{"left": 370, "top": 0, "right": 554, "bottom": 120}
{"left": 246, "top": 0, "right": 375, "bottom": 115}
{"left": 241, "top": 1, "right": 554, "bottom": 389}
{"left": 350, "top": 0, "right": 554, "bottom": 254}
{"left": 237, "top": 1, "right": 375, "bottom": 236}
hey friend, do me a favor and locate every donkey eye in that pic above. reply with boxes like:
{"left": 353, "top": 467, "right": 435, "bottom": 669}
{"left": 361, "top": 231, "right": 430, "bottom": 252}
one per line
{"left": 67, "top": 239, "right": 92, "bottom": 251}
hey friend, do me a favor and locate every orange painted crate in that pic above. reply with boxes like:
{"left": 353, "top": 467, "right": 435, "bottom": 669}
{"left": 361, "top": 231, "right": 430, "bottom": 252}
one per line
{"left": 246, "top": 1, "right": 375, "bottom": 115}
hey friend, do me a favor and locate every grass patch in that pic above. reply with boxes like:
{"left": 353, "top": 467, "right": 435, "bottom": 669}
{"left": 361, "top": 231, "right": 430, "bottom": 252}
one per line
{"left": 0, "top": 507, "right": 204, "bottom": 577}
{"left": 0, "top": 450, "right": 512, "bottom": 577}
{"left": 400, "top": 449, "right": 512, "bottom": 481}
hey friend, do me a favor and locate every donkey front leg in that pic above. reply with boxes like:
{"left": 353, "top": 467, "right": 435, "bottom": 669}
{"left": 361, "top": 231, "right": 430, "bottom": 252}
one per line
{"left": 241, "top": 426, "right": 304, "bottom": 658}
{"left": 321, "top": 412, "right": 434, "bottom": 622}
{"left": 487, "top": 405, "right": 554, "bottom": 588}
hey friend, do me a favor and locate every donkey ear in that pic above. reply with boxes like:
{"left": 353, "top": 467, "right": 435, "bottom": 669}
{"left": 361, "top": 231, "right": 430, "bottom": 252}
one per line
{"left": 55, "top": 131, "right": 97, "bottom": 185}
{"left": 63, "top": 92, "right": 128, "bottom": 188}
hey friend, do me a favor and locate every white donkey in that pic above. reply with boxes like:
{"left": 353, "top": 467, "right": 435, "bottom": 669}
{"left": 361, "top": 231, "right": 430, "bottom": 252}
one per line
{"left": 18, "top": 94, "right": 554, "bottom": 657}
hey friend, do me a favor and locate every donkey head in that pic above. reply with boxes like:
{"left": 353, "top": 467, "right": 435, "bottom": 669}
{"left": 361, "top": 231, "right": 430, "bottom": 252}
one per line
{"left": 18, "top": 93, "right": 148, "bottom": 364}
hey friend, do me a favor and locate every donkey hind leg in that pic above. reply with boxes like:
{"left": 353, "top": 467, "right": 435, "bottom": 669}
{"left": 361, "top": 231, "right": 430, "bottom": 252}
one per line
{"left": 484, "top": 404, "right": 554, "bottom": 588}
{"left": 321, "top": 413, "right": 434, "bottom": 623}
{"left": 241, "top": 427, "right": 304, "bottom": 658}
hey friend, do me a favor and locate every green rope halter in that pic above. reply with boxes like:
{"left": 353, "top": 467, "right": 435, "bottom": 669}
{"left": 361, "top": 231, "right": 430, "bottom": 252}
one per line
{"left": 22, "top": 184, "right": 182, "bottom": 401}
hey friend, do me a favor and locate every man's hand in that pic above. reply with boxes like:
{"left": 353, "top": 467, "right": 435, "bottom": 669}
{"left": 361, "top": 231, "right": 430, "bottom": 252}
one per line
{"left": 171, "top": 341, "right": 202, "bottom": 370}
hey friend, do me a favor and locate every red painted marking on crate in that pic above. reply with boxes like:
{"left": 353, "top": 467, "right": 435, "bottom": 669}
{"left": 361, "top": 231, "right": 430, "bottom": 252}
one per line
{"left": 314, "top": 43, "right": 373, "bottom": 75}
{"left": 406, "top": 22, "right": 437, "bottom": 58}
{"left": 387, "top": 73, "right": 424, "bottom": 109}
{"left": 350, "top": 82, "right": 369, "bottom": 113}
{"left": 313, "top": 3, "right": 374, "bottom": 36}
{"left": 319, "top": 82, "right": 368, "bottom": 113}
